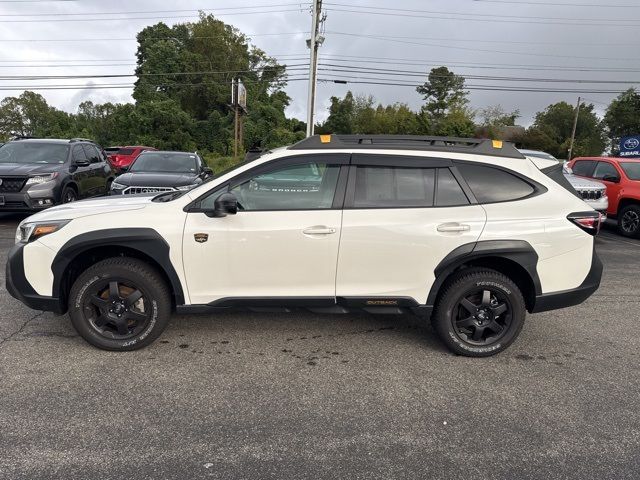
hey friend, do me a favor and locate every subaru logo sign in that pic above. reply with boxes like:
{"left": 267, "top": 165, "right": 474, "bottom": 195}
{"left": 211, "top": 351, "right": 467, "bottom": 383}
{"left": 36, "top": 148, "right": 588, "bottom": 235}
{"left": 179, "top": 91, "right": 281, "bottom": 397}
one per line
{"left": 620, "top": 135, "right": 640, "bottom": 158}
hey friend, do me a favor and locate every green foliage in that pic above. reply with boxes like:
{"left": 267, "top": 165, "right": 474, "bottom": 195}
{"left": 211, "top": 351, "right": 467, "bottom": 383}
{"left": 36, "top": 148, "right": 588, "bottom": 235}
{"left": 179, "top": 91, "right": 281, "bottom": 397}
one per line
{"left": 604, "top": 88, "right": 640, "bottom": 153}
{"left": 416, "top": 66, "right": 469, "bottom": 127}
{"left": 516, "top": 101, "right": 606, "bottom": 159}
{"left": 0, "top": 91, "right": 73, "bottom": 140}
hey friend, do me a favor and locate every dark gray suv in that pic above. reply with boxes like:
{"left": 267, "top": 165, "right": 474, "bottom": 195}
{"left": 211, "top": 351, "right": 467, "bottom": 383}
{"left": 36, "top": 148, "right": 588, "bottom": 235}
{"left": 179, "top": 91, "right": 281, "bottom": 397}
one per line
{"left": 0, "top": 138, "right": 115, "bottom": 211}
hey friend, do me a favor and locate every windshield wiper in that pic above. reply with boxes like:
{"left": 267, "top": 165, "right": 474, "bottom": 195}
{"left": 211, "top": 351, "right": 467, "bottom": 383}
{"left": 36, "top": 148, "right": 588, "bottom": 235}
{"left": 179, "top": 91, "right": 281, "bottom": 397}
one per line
{"left": 152, "top": 191, "right": 186, "bottom": 202}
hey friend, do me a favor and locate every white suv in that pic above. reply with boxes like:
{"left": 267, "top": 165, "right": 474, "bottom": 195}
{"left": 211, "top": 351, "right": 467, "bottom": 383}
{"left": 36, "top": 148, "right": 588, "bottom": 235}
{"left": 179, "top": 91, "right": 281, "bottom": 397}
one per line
{"left": 6, "top": 135, "right": 603, "bottom": 357}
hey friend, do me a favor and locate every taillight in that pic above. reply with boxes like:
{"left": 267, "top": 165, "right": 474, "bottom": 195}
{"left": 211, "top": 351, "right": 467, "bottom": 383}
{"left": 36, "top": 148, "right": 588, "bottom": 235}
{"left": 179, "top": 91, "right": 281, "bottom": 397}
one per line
{"left": 568, "top": 211, "right": 603, "bottom": 235}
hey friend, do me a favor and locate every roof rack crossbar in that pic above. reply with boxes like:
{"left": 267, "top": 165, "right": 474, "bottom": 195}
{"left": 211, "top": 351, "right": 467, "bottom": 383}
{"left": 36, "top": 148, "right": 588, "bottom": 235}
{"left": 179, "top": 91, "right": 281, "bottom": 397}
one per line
{"left": 289, "top": 135, "right": 524, "bottom": 159}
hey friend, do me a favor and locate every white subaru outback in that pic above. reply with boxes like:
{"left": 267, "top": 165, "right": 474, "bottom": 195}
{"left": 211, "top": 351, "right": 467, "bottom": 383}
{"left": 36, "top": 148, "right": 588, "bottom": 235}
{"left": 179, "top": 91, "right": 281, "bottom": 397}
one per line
{"left": 6, "top": 135, "right": 603, "bottom": 357}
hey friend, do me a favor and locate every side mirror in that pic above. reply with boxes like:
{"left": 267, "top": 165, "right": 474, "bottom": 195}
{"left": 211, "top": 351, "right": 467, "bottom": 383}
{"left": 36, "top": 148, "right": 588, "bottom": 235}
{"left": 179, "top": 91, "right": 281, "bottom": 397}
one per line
{"left": 208, "top": 192, "right": 238, "bottom": 217}
{"left": 602, "top": 174, "right": 620, "bottom": 183}
{"left": 202, "top": 167, "right": 213, "bottom": 177}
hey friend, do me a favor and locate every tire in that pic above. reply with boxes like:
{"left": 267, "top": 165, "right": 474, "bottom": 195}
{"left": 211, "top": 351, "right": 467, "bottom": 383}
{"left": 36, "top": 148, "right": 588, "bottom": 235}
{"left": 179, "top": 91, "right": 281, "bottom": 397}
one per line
{"left": 618, "top": 204, "right": 640, "bottom": 238}
{"left": 431, "top": 268, "right": 526, "bottom": 357}
{"left": 61, "top": 185, "right": 77, "bottom": 204}
{"left": 68, "top": 257, "right": 171, "bottom": 351}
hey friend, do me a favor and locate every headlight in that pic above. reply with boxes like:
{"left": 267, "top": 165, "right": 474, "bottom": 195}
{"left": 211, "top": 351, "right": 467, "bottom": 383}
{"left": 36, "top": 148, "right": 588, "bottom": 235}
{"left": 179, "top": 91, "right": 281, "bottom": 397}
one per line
{"left": 25, "top": 173, "right": 58, "bottom": 185}
{"left": 111, "top": 182, "right": 126, "bottom": 190}
{"left": 15, "top": 220, "right": 70, "bottom": 244}
{"left": 176, "top": 185, "right": 194, "bottom": 191}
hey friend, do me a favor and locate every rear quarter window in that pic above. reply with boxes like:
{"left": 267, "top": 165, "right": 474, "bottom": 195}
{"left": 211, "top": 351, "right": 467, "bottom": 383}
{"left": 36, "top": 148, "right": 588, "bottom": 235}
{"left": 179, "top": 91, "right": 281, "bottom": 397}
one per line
{"left": 456, "top": 163, "right": 535, "bottom": 203}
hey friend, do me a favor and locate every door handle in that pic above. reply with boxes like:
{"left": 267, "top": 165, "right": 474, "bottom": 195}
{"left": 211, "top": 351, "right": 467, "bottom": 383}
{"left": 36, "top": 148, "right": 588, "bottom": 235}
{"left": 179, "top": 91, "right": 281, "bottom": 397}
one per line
{"left": 437, "top": 223, "right": 471, "bottom": 233}
{"left": 303, "top": 226, "right": 336, "bottom": 235}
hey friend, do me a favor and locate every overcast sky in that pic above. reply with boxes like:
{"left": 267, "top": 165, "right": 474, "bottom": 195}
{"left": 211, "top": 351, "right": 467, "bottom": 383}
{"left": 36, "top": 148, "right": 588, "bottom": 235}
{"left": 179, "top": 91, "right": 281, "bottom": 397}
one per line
{"left": 1, "top": 0, "right": 639, "bottom": 126}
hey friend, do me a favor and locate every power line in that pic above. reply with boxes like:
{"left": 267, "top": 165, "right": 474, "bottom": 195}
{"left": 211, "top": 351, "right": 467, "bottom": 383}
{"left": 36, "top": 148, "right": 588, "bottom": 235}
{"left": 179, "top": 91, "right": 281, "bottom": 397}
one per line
{"left": 328, "top": 32, "right": 639, "bottom": 62}
{"left": 0, "top": 3, "right": 307, "bottom": 16}
{"left": 472, "top": 0, "right": 640, "bottom": 6}
{"left": 0, "top": 32, "right": 309, "bottom": 42}
{"left": 0, "top": 8, "right": 306, "bottom": 23}
{"left": 324, "top": 6, "right": 640, "bottom": 27}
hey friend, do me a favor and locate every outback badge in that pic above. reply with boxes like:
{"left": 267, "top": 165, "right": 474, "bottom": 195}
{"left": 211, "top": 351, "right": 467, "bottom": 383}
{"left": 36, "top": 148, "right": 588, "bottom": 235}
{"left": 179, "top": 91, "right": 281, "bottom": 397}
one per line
{"left": 194, "top": 233, "right": 209, "bottom": 243}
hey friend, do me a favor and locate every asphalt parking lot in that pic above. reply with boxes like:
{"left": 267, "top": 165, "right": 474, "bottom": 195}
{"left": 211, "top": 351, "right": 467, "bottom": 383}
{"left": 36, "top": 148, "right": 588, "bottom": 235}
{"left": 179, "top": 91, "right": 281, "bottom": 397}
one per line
{"left": 0, "top": 215, "right": 639, "bottom": 480}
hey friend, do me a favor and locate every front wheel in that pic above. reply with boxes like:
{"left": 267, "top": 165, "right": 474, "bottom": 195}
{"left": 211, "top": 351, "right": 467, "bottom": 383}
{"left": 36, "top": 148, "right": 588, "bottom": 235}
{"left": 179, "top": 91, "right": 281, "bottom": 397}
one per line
{"left": 68, "top": 257, "right": 172, "bottom": 351}
{"left": 618, "top": 204, "right": 640, "bottom": 238}
{"left": 61, "top": 186, "right": 77, "bottom": 204}
{"left": 432, "top": 268, "right": 526, "bottom": 357}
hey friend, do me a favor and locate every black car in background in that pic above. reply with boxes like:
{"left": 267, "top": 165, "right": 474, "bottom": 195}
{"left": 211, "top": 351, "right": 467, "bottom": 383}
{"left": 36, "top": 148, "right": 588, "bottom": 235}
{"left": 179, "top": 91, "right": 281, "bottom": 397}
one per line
{"left": 0, "top": 138, "right": 115, "bottom": 211}
{"left": 110, "top": 151, "right": 212, "bottom": 195}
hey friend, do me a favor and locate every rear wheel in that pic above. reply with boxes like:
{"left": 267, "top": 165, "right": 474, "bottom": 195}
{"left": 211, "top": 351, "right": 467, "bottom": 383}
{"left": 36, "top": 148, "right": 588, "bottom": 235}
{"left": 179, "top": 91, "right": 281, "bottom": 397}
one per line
{"left": 618, "top": 204, "right": 640, "bottom": 238}
{"left": 432, "top": 268, "right": 526, "bottom": 357}
{"left": 68, "top": 257, "right": 171, "bottom": 351}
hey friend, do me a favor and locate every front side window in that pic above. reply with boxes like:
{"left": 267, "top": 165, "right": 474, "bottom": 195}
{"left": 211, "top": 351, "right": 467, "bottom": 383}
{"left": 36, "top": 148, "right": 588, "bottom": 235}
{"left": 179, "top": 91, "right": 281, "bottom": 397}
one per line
{"left": 82, "top": 144, "right": 101, "bottom": 163}
{"left": 456, "top": 163, "right": 535, "bottom": 203}
{"left": 620, "top": 162, "right": 640, "bottom": 180}
{"left": 228, "top": 162, "right": 340, "bottom": 211}
{"left": 592, "top": 161, "right": 619, "bottom": 180}
{"left": 572, "top": 160, "right": 597, "bottom": 177}
{"left": 353, "top": 166, "right": 435, "bottom": 208}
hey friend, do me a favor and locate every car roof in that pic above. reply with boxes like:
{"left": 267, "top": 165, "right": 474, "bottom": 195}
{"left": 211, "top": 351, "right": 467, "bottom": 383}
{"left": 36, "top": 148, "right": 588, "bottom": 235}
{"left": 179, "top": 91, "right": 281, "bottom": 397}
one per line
{"left": 138, "top": 150, "right": 197, "bottom": 155}
{"left": 574, "top": 156, "right": 640, "bottom": 162}
{"left": 9, "top": 138, "right": 73, "bottom": 144}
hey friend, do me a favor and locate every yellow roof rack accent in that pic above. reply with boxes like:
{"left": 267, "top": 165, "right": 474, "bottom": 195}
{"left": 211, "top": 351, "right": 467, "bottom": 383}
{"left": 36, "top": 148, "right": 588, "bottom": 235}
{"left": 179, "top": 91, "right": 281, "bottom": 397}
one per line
{"left": 320, "top": 134, "right": 332, "bottom": 144}
{"left": 492, "top": 140, "right": 504, "bottom": 149}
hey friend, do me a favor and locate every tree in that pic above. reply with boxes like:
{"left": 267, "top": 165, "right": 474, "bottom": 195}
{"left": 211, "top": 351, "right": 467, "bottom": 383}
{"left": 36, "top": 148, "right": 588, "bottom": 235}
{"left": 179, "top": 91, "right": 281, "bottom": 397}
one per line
{"left": 0, "top": 92, "right": 72, "bottom": 140}
{"left": 416, "top": 67, "right": 469, "bottom": 130}
{"left": 516, "top": 101, "right": 606, "bottom": 159}
{"left": 604, "top": 88, "right": 640, "bottom": 154}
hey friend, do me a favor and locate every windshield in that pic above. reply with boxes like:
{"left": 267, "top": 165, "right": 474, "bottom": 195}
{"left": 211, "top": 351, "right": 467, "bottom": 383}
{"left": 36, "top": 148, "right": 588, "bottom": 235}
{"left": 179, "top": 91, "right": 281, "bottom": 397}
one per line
{"left": 0, "top": 142, "right": 69, "bottom": 164}
{"left": 620, "top": 162, "right": 640, "bottom": 180}
{"left": 130, "top": 152, "right": 197, "bottom": 173}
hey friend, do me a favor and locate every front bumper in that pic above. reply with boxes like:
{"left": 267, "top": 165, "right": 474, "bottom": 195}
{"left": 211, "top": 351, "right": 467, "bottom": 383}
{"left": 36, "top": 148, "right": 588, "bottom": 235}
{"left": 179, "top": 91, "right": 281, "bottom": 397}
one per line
{"left": 0, "top": 185, "right": 59, "bottom": 211}
{"left": 6, "top": 243, "right": 65, "bottom": 314}
{"left": 530, "top": 247, "right": 603, "bottom": 313}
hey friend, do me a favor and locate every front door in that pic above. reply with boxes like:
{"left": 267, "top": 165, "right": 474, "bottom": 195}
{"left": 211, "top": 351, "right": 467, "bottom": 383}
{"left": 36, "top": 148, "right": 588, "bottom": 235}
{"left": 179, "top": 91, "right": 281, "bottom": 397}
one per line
{"left": 336, "top": 155, "right": 486, "bottom": 305}
{"left": 182, "top": 154, "right": 349, "bottom": 305}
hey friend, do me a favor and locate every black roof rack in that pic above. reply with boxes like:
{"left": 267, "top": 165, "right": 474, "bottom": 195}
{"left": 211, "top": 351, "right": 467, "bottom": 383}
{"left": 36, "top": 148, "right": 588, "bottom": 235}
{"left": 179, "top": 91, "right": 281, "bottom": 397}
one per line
{"left": 289, "top": 135, "right": 524, "bottom": 159}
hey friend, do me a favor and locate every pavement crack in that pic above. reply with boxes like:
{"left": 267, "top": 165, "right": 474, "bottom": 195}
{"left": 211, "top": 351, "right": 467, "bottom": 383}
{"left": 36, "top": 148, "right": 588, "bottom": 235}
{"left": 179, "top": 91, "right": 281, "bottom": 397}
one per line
{"left": 0, "top": 311, "right": 45, "bottom": 348}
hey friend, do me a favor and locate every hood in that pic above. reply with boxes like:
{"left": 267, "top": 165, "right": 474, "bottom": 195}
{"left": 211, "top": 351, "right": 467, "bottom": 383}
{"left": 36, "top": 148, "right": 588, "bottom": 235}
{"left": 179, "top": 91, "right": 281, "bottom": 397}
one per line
{"left": 0, "top": 163, "right": 63, "bottom": 176}
{"left": 564, "top": 173, "right": 606, "bottom": 190}
{"left": 116, "top": 171, "right": 199, "bottom": 187}
{"left": 22, "top": 195, "right": 152, "bottom": 223}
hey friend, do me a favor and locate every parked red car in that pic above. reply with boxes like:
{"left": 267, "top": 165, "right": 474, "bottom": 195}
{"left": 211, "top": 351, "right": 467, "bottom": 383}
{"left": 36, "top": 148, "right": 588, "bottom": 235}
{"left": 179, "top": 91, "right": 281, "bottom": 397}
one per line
{"left": 569, "top": 156, "right": 640, "bottom": 237}
{"left": 107, "top": 146, "right": 156, "bottom": 171}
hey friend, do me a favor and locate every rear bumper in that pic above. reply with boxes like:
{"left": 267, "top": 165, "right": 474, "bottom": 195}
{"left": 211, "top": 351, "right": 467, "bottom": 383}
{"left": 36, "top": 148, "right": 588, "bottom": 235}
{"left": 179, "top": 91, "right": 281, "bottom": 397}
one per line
{"left": 6, "top": 243, "right": 65, "bottom": 314}
{"left": 531, "top": 248, "right": 603, "bottom": 313}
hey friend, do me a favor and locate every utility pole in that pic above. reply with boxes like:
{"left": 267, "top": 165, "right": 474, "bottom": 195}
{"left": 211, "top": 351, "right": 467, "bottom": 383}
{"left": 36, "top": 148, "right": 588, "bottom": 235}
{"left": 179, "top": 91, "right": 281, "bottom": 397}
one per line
{"left": 306, "top": 0, "right": 323, "bottom": 137}
{"left": 567, "top": 96, "right": 581, "bottom": 161}
{"left": 233, "top": 78, "right": 239, "bottom": 158}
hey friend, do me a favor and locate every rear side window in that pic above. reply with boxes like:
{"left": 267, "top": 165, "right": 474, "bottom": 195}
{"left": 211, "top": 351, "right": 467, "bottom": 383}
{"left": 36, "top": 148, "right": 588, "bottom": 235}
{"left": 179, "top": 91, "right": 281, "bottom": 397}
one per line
{"left": 572, "top": 160, "right": 597, "bottom": 177}
{"left": 456, "top": 163, "right": 535, "bottom": 203}
{"left": 353, "top": 166, "right": 435, "bottom": 208}
{"left": 72, "top": 145, "right": 88, "bottom": 163}
{"left": 436, "top": 168, "right": 469, "bottom": 206}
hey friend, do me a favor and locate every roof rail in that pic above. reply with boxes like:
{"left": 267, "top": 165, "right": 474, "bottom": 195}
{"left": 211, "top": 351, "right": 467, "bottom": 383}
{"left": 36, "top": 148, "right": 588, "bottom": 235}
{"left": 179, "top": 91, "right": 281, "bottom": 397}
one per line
{"left": 69, "top": 137, "right": 94, "bottom": 143}
{"left": 12, "top": 135, "right": 38, "bottom": 140}
{"left": 289, "top": 134, "right": 525, "bottom": 159}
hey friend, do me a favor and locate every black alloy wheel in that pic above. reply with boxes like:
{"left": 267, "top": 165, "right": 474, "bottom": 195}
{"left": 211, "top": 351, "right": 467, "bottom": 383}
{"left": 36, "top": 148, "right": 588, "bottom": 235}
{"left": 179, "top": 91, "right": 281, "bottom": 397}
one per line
{"left": 452, "top": 288, "right": 512, "bottom": 346}
{"left": 432, "top": 268, "right": 526, "bottom": 357}
{"left": 84, "top": 279, "right": 150, "bottom": 339}
{"left": 68, "top": 257, "right": 171, "bottom": 350}
{"left": 62, "top": 187, "right": 77, "bottom": 203}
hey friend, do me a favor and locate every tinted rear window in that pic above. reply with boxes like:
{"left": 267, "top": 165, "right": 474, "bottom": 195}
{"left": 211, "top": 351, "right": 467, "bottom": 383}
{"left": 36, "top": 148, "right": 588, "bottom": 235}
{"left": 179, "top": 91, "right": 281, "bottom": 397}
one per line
{"left": 117, "top": 148, "right": 135, "bottom": 156}
{"left": 436, "top": 168, "right": 469, "bottom": 206}
{"left": 353, "top": 166, "right": 435, "bottom": 208}
{"left": 456, "top": 163, "right": 535, "bottom": 203}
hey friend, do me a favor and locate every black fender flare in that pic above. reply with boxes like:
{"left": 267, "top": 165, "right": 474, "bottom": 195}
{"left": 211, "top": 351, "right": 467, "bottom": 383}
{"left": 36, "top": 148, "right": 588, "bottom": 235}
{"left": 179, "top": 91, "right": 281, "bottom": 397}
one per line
{"left": 426, "top": 240, "right": 542, "bottom": 307}
{"left": 51, "top": 228, "right": 185, "bottom": 308}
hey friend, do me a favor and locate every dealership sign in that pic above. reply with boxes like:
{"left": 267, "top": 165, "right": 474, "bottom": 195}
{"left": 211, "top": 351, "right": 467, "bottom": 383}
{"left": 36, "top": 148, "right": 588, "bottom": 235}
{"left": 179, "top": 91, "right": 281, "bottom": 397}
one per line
{"left": 620, "top": 135, "right": 640, "bottom": 157}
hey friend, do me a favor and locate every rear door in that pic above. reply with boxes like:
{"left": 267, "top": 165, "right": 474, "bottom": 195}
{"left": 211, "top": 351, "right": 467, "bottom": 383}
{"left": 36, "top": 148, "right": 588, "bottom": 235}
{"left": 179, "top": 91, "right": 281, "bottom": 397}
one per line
{"left": 336, "top": 154, "right": 486, "bottom": 305}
